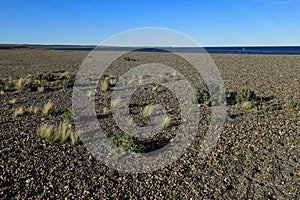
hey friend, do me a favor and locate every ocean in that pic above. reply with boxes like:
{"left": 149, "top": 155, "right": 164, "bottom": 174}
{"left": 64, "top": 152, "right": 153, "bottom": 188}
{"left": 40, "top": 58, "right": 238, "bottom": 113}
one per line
{"left": 49, "top": 46, "right": 300, "bottom": 55}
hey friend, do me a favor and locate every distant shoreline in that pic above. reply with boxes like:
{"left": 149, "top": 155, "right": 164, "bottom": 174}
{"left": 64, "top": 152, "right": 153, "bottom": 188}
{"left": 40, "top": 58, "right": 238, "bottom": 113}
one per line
{"left": 1, "top": 44, "right": 300, "bottom": 55}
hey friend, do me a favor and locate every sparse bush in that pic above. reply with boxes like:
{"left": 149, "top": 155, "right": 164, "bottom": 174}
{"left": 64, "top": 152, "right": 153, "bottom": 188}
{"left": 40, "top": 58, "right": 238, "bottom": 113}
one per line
{"left": 42, "top": 101, "right": 53, "bottom": 116}
{"left": 61, "top": 109, "right": 74, "bottom": 123}
{"left": 194, "top": 81, "right": 211, "bottom": 106}
{"left": 34, "top": 72, "right": 56, "bottom": 82}
{"left": 236, "top": 88, "right": 256, "bottom": 103}
{"left": 124, "top": 57, "right": 137, "bottom": 61}
{"left": 241, "top": 101, "right": 253, "bottom": 110}
{"left": 110, "top": 133, "right": 143, "bottom": 153}
{"left": 288, "top": 101, "right": 300, "bottom": 111}
{"left": 259, "top": 101, "right": 281, "bottom": 111}
{"left": 66, "top": 75, "right": 76, "bottom": 88}
{"left": 226, "top": 90, "right": 237, "bottom": 105}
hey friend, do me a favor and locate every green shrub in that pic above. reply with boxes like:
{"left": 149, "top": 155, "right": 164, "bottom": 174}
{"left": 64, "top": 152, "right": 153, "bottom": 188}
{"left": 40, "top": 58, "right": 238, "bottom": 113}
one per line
{"left": 288, "top": 101, "right": 300, "bottom": 111}
{"left": 235, "top": 88, "right": 256, "bottom": 103}
{"left": 110, "top": 133, "right": 143, "bottom": 153}
{"left": 194, "top": 81, "right": 211, "bottom": 106}
{"left": 226, "top": 90, "right": 237, "bottom": 105}
{"left": 61, "top": 109, "right": 74, "bottom": 123}
{"left": 259, "top": 101, "right": 281, "bottom": 111}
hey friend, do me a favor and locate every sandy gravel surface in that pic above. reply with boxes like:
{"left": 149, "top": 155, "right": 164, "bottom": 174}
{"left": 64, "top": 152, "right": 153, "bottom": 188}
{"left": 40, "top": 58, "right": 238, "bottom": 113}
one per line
{"left": 0, "top": 48, "right": 299, "bottom": 199}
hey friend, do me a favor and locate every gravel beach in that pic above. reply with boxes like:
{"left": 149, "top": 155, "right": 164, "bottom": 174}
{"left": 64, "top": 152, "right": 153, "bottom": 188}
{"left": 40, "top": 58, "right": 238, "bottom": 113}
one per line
{"left": 0, "top": 48, "right": 299, "bottom": 199}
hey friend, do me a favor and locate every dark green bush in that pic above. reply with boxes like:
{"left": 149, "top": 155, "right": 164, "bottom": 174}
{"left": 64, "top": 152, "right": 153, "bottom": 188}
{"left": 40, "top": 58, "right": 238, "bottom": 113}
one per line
{"left": 110, "top": 133, "right": 143, "bottom": 153}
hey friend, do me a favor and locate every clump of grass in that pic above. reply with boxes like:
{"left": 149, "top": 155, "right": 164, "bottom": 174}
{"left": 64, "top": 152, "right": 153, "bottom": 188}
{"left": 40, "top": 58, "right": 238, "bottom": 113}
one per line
{"left": 110, "top": 133, "right": 143, "bottom": 153}
{"left": 288, "top": 101, "right": 300, "bottom": 111}
{"left": 34, "top": 79, "right": 41, "bottom": 84}
{"left": 13, "top": 107, "right": 24, "bottom": 117}
{"left": 37, "top": 86, "right": 45, "bottom": 93}
{"left": 28, "top": 106, "right": 39, "bottom": 115}
{"left": 15, "top": 78, "right": 28, "bottom": 92}
{"left": 258, "top": 101, "right": 281, "bottom": 111}
{"left": 70, "top": 132, "right": 80, "bottom": 146}
{"left": 236, "top": 88, "right": 256, "bottom": 103}
{"left": 102, "top": 107, "right": 109, "bottom": 115}
{"left": 194, "top": 81, "right": 211, "bottom": 106}
{"left": 101, "top": 80, "right": 108, "bottom": 92}
{"left": 152, "top": 85, "right": 159, "bottom": 92}
{"left": 59, "top": 71, "right": 70, "bottom": 79}
{"left": 109, "top": 77, "right": 118, "bottom": 86}
{"left": 241, "top": 101, "right": 253, "bottom": 110}
{"left": 124, "top": 57, "right": 137, "bottom": 61}
{"left": 9, "top": 98, "right": 17, "bottom": 104}
{"left": 36, "top": 122, "right": 80, "bottom": 145}
{"left": 36, "top": 123, "right": 54, "bottom": 142}
{"left": 62, "top": 75, "right": 76, "bottom": 89}
{"left": 143, "top": 105, "right": 152, "bottom": 117}
{"left": 42, "top": 101, "right": 53, "bottom": 116}
{"left": 226, "top": 90, "right": 237, "bottom": 105}
{"left": 56, "top": 122, "right": 72, "bottom": 144}
{"left": 61, "top": 109, "right": 74, "bottom": 123}
{"left": 0, "top": 90, "right": 4, "bottom": 95}
{"left": 162, "top": 115, "right": 171, "bottom": 129}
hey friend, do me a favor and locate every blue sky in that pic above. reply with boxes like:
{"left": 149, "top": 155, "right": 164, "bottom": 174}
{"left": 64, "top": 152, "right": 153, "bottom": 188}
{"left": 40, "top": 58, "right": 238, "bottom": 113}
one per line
{"left": 0, "top": 0, "right": 299, "bottom": 46}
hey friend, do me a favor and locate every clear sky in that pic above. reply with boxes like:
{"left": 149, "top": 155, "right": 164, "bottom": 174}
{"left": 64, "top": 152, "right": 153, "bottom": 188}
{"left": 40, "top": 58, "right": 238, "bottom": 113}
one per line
{"left": 0, "top": 0, "right": 299, "bottom": 46}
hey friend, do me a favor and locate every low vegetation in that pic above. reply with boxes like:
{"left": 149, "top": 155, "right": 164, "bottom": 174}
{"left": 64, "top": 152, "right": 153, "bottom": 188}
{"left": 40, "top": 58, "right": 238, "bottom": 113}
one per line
{"left": 36, "top": 106, "right": 80, "bottom": 146}
{"left": 288, "top": 101, "right": 300, "bottom": 111}
{"left": 110, "top": 133, "right": 143, "bottom": 153}
{"left": 15, "top": 78, "right": 31, "bottom": 92}
{"left": 13, "top": 106, "right": 24, "bottom": 117}
{"left": 162, "top": 115, "right": 172, "bottom": 129}
{"left": 143, "top": 105, "right": 152, "bottom": 117}
{"left": 42, "top": 101, "right": 53, "bottom": 116}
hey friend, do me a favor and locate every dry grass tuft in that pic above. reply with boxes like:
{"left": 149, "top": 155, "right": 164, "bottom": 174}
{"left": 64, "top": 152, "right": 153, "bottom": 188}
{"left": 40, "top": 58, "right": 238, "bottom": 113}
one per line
{"left": 28, "top": 106, "right": 39, "bottom": 115}
{"left": 36, "top": 122, "right": 79, "bottom": 145}
{"left": 59, "top": 71, "right": 70, "bottom": 79}
{"left": 13, "top": 107, "right": 24, "bottom": 117}
{"left": 42, "top": 101, "right": 53, "bottom": 116}
{"left": 70, "top": 132, "right": 80, "bottom": 146}
{"left": 162, "top": 115, "right": 171, "bottom": 129}
{"left": 143, "top": 105, "right": 152, "bottom": 117}
{"left": 37, "top": 86, "right": 45, "bottom": 93}
{"left": 102, "top": 107, "right": 109, "bottom": 115}
{"left": 101, "top": 80, "right": 108, "bottom": 92}
{"left": 9, "top": 98, "right": 17, "bottom": 104}
{"left": 15, "top": 78, "right": 31, "bottom": 92}
{"left": 241, "top": 101, "right": 252, "bottom": 110}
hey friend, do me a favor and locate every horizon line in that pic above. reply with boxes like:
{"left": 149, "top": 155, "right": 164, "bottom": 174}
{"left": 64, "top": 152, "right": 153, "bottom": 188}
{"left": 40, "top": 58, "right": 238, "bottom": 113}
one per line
{"left": 1, "top": 43, "right": 300, "bottom": 48}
